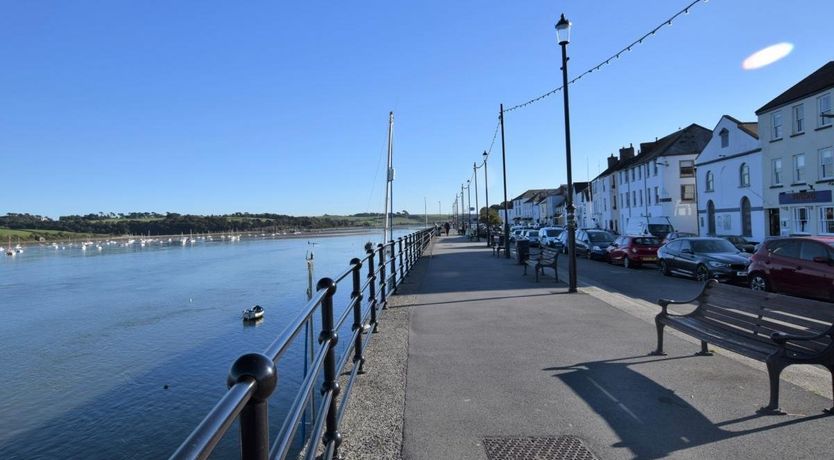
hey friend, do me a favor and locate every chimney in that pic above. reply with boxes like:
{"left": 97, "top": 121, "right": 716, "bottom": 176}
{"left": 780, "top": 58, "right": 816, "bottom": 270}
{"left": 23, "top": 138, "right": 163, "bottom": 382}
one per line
{"left": 607, "top": 154, "right": 618, "bottom": 169}
{"left": 619, "top": 145, "right": 635, "bottom": 161}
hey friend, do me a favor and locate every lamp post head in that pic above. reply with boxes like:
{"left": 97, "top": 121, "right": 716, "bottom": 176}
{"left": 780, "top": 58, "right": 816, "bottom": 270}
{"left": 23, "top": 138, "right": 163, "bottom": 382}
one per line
{"left": 483, "top": 150, "right": 488, "bottom": 158}
{"left": 555, "top": 13, "right": 571, "bottom": 45}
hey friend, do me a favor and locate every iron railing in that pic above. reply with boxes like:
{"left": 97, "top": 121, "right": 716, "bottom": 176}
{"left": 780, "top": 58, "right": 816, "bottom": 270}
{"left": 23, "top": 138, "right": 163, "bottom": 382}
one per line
{"left": 171, "top": 227, "right": 437, "bottom": 460}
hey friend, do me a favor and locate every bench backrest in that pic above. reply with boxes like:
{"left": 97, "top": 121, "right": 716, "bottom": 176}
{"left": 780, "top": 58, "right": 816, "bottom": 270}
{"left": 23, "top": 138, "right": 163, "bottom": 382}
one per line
{"left": 540, "top": 249, "right": 559, "bottom": 263}
{"left": 697, "top": 281, "right": 834, "bottom": 354}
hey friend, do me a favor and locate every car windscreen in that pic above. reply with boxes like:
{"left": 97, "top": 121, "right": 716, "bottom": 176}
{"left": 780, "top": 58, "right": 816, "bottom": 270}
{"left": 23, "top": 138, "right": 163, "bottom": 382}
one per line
{"left": 648, "top": 224, "right": 673, "bottom": 235}
{"left": 633, "top": 237, "right": 660, "bottom": 246}
{"left": 545, "top": 229, "right": 561, "bottom": 236}
{"left": 588, "top": 231, "right": 614, "bottom": 242}
{"left": 692, "top": 239, "right": 738, "bottom": 253}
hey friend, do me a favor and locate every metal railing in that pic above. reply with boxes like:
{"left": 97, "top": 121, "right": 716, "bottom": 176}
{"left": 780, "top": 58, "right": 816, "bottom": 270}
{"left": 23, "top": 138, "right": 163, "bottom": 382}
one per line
{"left": 171, "top": 227, "right": 437, "bottom": 460}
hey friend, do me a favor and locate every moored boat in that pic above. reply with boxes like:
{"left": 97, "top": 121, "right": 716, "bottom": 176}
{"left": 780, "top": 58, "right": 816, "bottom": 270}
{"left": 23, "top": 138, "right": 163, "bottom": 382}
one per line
{"left": 242, "top": 305, "right": 264, "bottom": 321}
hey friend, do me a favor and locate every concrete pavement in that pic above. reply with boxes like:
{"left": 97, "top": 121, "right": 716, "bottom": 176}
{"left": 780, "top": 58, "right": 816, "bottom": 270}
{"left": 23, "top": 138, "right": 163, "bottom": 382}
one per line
{"left": 342, "top": 235, "right": 834, "bottom": 459}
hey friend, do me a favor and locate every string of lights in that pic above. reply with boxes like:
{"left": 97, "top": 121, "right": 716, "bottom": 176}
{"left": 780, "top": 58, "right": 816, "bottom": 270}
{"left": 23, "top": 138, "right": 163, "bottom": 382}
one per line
{"left": 485, "top": 121, "right": 500, "bottom": 156}
{"left": 503, "top": 0, "right": 705, "bottom": 113}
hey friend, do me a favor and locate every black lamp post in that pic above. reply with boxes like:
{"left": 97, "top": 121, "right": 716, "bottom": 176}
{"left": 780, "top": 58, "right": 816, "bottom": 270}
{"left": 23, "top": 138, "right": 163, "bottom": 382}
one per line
{"left": 466, "top": 180, "right": 472, "bottom": 235}
{"left": 556, "top": 13, "right": 577, "bottom": 293}
{"left": 473, "top": 163, "right": 480, "bottom": 242}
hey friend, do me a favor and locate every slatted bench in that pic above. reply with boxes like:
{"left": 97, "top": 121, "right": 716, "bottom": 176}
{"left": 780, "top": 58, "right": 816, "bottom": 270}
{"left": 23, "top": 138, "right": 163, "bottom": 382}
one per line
{"left": 523, "top": 248, "right": 559, "bottom": 282}
{"left": 651, "top": 279, "right": 834, "bottom": 414}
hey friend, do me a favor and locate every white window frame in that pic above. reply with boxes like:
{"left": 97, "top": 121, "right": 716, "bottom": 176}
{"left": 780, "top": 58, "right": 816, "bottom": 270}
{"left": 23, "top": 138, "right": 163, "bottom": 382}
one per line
{"left": 819, "top": 93, "right": 832, "bottom": 127}
{"left": 793, "top": 103, "right": 804, "bottom": 134}
{"left": 681, "top": 184, "right": 695, "bottom": 202}
{"left": 679, "top": 160, "right": 694, "bottom": 178}
{"left": 793, "top": 153, "right": 806, "bottom": 184}
{"left": 772, "top": 111, "right": 783, "bottom": 139}
{"left": 793, "top": 207, "right": 811, "bottom": 233}
{"left": 820, "top": 147, "right": 834, "bottom": 180}
{"left": 740, "top": 163, "right": 750, "bottom": 187}
{"left": 772, "top": 158, "right": 783, "bottom": 185}
{"left": 821, "top": 206, "right": 834, "bottom": 234}
{"left": 719, "top": 128, "right": 729, "bottom": 148}
{"left": 705, "top": 171, "right": 714, "bottom": 192}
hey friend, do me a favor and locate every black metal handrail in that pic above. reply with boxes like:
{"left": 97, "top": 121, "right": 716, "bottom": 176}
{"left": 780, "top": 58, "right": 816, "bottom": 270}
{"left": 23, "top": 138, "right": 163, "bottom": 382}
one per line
{"left": 171, "top": 227, "right": 437, "bottom": 460}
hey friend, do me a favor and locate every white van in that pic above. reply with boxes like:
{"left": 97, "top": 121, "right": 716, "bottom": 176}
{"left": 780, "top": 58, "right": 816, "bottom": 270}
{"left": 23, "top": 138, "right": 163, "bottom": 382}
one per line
{"left": 624, "top": 216, "right": 675, "bottom": 240}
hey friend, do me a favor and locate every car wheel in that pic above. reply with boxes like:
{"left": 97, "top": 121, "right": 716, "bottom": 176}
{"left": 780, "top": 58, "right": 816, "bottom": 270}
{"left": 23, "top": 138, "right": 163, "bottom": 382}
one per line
{"left": 695, "top": 265, "right": 710, "bottom": 281}
{"left": 750, "top": 273, "right": 769, "bottom": 292}
{"left": 586, "top": 250, "right": 591, "bottom": 260}
{"left": 660, "top": 260, "right": 671, "bottom": 276}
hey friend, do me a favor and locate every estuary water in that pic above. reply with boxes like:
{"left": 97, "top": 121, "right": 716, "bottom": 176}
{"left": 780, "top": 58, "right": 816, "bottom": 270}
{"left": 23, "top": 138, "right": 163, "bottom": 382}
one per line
{"left": 0, "top": 229, "right": 413, "bottom": 459}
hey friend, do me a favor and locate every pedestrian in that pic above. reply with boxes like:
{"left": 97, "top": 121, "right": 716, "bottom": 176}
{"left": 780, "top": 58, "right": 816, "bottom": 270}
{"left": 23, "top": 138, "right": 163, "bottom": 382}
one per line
{"left": 444, "top": 222, "right": 450, "bottom": 236}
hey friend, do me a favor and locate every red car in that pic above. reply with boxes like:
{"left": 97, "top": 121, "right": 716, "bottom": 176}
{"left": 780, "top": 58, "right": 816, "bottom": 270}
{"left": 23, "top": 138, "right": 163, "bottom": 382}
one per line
{"left": 747, "top": 236, "right": 834, "bottom": 301}
{"left": 606, "top": 235, "right": 662, "bottom": 268}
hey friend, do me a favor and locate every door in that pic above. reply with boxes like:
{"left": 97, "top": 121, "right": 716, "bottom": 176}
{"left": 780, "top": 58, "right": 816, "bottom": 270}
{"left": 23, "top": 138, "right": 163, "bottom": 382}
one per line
{"left": 768, "top": 209, "right": 780, "bottom": 236}
{"left": 797, "top": 241, "right": 833, "bottom": 299}
{"left": 676, "top": 239, "right": 698, "bottom": 276}
{"left": 741, "top": 196, "right": 752, "bottom": 237}
{"left": 767, "top": 239, "right": 802, "bottom": 295}
{"left": 707, "top": 201, "right": 716, "bottom": 236}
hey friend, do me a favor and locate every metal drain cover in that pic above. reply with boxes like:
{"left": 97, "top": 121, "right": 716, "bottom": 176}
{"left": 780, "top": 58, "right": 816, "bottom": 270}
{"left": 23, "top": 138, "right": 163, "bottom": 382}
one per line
{"left": 483, "top": 436, "right": 597, "bottom": 460}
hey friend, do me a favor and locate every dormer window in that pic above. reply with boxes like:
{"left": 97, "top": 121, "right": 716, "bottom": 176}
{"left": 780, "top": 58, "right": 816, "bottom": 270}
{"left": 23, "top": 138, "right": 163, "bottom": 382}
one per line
{"left": 719, "top": 128, "right": 729, "bottom": 148}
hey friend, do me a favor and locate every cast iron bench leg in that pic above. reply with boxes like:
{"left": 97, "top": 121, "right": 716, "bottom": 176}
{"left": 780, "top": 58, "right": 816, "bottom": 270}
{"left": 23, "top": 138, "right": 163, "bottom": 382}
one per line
{"left": 758, "top": 355, "right": 788, "bottom": 415}
{"left": 696, "top": 340, "right": 713, "bottom": 356}
{"left": 650, "top": 316, "right": 666, "bottom": 356}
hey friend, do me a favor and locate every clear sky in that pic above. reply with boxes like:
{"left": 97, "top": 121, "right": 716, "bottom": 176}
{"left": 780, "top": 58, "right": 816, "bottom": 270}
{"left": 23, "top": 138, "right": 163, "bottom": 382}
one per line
{"left": 2, "top": 1, "right": 832, "bottom": 218}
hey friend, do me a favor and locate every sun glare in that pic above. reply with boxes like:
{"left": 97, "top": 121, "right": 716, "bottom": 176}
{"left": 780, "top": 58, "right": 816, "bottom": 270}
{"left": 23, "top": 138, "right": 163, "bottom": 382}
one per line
{"left": 742, "top": 43, "right": 794, "bottom": 70}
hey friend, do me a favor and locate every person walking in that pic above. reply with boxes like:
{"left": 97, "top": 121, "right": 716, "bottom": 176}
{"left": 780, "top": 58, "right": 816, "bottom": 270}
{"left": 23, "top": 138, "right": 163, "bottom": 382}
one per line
{"left": 444, "top": 222, "right": 450, "bottom": 236}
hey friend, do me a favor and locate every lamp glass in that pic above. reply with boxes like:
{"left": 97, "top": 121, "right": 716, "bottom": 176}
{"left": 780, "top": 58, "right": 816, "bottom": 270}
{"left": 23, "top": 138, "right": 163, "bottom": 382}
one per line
{"left": 555, "top": 14, "right": 571, "bottom": 45}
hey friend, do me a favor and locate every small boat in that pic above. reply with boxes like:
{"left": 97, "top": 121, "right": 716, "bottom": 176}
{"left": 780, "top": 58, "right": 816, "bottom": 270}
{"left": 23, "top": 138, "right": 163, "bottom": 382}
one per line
{"left": 242, "top": 305, "right": 264, "bottom": 321}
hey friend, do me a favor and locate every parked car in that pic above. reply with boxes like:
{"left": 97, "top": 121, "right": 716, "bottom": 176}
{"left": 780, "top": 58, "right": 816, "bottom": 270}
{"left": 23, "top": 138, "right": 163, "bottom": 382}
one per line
{"left": 539, "top": 227, "right": 564, "bottom": 249}
{"left": 522, "top": 229, "right": 540, "bottom": 247}
{"left": 575, "top": 229, "right": 616, "bottom": 260}
{"left": 747, "top": 236, "right": 834, "bottom": 301}
{"left": 657, "top": 237, "right": 750, "bottom": 283}
{"left": 661, "top": 231, "right": 697, "bottom": 245}
{"left": 510, "top": 227, "right": 532, "bottom": 242}
{"left": 719, "top": 235, "right": 758, "bottom": 253}
{"left": 607, "top": 235, "right": 662, "bottom": 268}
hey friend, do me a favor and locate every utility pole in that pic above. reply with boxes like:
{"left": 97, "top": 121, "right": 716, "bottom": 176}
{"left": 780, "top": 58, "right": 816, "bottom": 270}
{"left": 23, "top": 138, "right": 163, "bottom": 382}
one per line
{"left": 500, "top": 104, "right": 511, "bottom": 258}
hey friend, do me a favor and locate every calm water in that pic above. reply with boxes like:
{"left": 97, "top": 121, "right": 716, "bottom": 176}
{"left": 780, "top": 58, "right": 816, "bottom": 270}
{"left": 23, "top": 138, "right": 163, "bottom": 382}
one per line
{"left": 0, "top": 229, "right": 413, "bottom": 459}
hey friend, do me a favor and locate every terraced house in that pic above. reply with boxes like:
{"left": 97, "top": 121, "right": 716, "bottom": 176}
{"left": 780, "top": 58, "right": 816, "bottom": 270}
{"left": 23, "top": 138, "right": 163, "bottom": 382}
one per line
{"left": 757, "top": 61, "right": 834, "bottom": 236}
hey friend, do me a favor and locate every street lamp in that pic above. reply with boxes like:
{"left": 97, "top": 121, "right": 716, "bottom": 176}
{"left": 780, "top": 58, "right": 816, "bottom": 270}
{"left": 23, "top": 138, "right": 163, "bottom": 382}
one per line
{"left": 556, "top": 13, "right": 577, "bottom": 293}
{"left": 482, "top": 151, "right": 490, "bottom": 247}
{"left": 467, "top": 179, "right": 472, "bottom": 236}
{"left": 473, "top": 162, "right": 480, "bottom": 242}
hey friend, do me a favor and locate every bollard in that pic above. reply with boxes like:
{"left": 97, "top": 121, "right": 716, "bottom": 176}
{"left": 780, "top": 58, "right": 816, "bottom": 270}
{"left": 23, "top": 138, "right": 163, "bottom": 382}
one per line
{"left": 378, "top": 243, "right": 387, "bottom": 310}
{"left": 316, "top": 277, "right": 342, "bottom": 458}
{"left": 349, "top": 258, "right": 366, "bottom": 374}
{"left": 227, "top": 353, "right": 277, "bottom": 460}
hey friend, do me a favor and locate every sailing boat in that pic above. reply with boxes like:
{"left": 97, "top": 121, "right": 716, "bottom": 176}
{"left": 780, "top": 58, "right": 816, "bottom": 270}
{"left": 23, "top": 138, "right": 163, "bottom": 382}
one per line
{"left": 5, "top": 237, "right": 14, "bottom": 256}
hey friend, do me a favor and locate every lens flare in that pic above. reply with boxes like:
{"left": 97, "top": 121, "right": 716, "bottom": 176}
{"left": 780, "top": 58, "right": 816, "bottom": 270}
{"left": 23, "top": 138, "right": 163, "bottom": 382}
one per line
{"left": 742, "top": 43, "right": 794, "bottom": 70}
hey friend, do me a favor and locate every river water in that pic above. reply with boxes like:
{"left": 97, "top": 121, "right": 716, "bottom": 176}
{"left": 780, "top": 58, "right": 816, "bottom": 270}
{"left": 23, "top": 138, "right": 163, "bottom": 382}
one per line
{"left": 0, "top": 229, "right": 413, "bottom": 459}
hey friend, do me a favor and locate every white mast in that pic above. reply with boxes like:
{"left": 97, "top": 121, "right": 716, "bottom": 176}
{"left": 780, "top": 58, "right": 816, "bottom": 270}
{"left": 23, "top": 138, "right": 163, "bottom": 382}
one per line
{"left": 383, "top": 112, "right": 395, "bottom": 244}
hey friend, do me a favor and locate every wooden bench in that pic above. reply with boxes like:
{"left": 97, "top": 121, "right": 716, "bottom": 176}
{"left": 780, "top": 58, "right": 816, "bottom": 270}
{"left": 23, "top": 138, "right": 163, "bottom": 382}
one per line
{"left": 523, "top": 248, "right": 559, "bottom": 282}
{"left": 651, "top": 279, "right": 834, "bottom": 414}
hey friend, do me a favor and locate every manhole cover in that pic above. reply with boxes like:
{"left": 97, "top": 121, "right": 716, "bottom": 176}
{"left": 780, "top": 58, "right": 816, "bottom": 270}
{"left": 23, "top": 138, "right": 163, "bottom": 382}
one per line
{"left": 483, "top": 436, "right": 597, "bottom": 460}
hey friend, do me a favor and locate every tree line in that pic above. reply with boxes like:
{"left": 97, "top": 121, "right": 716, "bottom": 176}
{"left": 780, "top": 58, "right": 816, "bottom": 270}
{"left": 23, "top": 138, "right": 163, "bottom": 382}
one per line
{"left": 0, "top": 212, "right": 372, "bottom": 236}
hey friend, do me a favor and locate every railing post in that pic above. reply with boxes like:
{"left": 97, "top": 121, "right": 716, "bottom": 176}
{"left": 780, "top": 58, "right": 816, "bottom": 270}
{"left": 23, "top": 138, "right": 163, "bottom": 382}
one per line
{"left": 227, "top": 353, "right": 277, "bottom": 460}
{"left": 378, "top": 243, "right": 387, "bottom": 310}
{"left": 366, "top": 247, "right": 378, "bottom": 333}
{"left": 389, "top": 240, "right": 397, "bottom": 293}
{"left": 397, "top": 237, "right": 404, "bottom": 284}
{"left": 350, "top": 258, "right": 366, "bottom": 374}
{"left": 317, "top": 277, "right": 342, "bottom": 458}
{"left": 404, "top": 234, "right": 411, "bottom": 274}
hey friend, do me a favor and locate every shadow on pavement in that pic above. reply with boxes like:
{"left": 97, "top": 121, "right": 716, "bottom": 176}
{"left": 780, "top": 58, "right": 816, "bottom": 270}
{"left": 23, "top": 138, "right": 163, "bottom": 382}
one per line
{"left": 545, "top": 354, "right": 829, "bottom": 459}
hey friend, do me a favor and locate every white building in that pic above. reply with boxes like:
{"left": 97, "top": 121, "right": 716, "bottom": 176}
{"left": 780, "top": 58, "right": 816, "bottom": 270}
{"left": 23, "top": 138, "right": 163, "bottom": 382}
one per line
{"left": 695, "top": 115, "right": 764, "bottom": 240}
{"left": 573, "top": 182, "right": 592, "bottom": 229}
{"left": 757, "top": 61, "right": 834, "bottom": 236}
{"left": 590, "top": 149, "right": 632, "bottom": 233}
{"left": 615, "top": 124, "right": 712, "bottom": 234}
{"left": 510, "top": 189, "right": 548, "bottom": 225}
{"left": 536, "top": 188, "right": 566, "bottom": 226}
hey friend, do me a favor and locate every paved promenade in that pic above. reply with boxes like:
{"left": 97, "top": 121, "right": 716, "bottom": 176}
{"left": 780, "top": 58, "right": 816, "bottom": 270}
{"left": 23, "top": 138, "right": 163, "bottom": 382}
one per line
{"left": 342, "top": 235, "right": 833, "bottom": 459}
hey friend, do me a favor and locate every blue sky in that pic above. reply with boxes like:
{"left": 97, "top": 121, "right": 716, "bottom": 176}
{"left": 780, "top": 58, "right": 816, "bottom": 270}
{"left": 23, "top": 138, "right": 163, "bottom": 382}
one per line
{"left": 2, "top": 1, "right": 832, "bottom": 218}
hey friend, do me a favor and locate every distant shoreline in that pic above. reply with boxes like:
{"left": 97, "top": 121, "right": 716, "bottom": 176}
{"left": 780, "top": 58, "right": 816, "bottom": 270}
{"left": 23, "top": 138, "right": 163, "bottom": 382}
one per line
{"left": 8, "top": 224, "right": 429, "bottom": 247}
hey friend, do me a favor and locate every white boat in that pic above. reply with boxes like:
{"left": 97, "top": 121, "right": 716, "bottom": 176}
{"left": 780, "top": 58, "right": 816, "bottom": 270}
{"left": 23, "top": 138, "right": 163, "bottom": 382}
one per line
{"left": 242, "top": 305, "right": 264, "bottom": 321}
